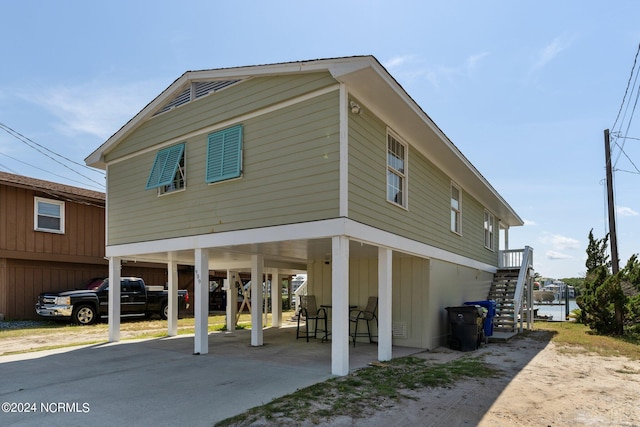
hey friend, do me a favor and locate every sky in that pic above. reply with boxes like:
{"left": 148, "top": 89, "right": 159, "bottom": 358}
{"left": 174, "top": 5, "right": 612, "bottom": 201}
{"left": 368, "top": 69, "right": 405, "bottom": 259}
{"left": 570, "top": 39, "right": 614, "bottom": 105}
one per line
{"left": 1, "top": 1, "right": 639, "bottom": 280}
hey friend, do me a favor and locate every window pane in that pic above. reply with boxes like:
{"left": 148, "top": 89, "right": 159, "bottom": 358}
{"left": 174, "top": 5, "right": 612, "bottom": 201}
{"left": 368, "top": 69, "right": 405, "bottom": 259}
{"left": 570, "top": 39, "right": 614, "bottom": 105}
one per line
{"left": 38, "top": 202, "right": 60, "bottom": 217}
{"left": 38, "top": 216, "right": 60, "bottom": 230}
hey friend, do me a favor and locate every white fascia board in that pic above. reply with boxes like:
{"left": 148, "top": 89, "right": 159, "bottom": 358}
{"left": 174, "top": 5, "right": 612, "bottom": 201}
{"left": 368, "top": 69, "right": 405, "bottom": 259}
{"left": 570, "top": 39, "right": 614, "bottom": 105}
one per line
{"left": 343, "top": 220, "right": 498, "bottom": 273}
{"left": 106, "top": 218, "right": 497, "bottom": 273}
{"left": 105, "top": 218, "right": 349, "bottom": 258}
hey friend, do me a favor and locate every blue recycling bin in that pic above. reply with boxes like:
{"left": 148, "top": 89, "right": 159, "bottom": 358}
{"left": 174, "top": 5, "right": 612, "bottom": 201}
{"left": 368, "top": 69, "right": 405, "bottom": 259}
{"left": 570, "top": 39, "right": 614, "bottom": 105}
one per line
{"left": 465, "top": 300, "right": 496, "bottom": 338}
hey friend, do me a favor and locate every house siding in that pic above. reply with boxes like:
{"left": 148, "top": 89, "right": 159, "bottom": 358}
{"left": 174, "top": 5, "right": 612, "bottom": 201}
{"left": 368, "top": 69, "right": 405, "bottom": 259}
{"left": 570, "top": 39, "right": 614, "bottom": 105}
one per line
{"left": 0, "top": 181, "right": 107, "bottom": 319}
{"left": 107, "top": 88, "right": 341, "bottom": 245}
{"left": 104, "top": 73, "right": 338, "bottom": 162}
{"left": 0, "top": 184, "right": 105, "bottom": 263}
{"left": 348, "top": 102, "right": 498, "bottom": 267}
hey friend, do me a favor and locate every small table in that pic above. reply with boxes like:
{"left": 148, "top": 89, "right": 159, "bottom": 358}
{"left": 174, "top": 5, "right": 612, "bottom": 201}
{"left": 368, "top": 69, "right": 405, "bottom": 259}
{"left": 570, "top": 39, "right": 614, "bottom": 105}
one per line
{"left": 320, "top": 304, "right": 357, "bottom": 342}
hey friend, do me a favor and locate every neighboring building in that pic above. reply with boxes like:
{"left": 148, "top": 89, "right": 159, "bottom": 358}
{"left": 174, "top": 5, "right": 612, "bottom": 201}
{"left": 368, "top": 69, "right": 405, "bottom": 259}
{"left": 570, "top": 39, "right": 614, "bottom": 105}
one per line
{"left": 0, "top": 172, "right": 189, "bottom": 320}
{"left": 85, "top": 56, "right": 532, "bottom": 375}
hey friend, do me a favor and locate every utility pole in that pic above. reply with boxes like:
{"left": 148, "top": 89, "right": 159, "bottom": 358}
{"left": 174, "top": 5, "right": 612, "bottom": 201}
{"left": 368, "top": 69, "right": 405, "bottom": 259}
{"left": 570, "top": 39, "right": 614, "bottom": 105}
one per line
{"left": 604, "top": 129, "right": 620, "bottom": 274}
{"left": 604, "top": 128, "right": 623, "bottom": 335}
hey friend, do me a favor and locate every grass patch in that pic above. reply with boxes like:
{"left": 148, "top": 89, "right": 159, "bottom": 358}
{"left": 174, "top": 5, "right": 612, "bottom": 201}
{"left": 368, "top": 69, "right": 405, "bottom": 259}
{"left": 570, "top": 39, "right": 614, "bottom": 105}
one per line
{"left": 215, "top": 355, "right": 500, "bottom": 426}
{"left": 537, "top": 321, "right": 640, "bottom": 360}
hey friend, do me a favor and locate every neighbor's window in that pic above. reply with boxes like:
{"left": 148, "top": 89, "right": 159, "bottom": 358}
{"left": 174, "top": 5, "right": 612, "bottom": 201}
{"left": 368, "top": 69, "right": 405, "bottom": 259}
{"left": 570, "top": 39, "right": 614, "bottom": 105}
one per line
{"left": 451, "top": 183, "right": 461, "bottom": 234}
{"left": 484, "top": 210, "right": 495, "bottom": 250}
{"left": 34, "top": 197, "right": 65, "bottom": 233}
{"left": 206, "top": 124, "right": 243, "bottom": 184}
{"left": 145, "top": 143, "right": 186, "bottom": 195}
{"left": 387, "top": 132, "right": 407, "bottom": 207}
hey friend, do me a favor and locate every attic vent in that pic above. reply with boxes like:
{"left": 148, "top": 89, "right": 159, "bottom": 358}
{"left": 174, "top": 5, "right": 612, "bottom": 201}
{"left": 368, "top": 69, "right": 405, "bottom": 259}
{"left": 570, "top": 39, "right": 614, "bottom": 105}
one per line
{"left": 392, "top": 322, "right": 406, "bottom": 338}
{"left": 194, "top": 80, "right": 240, "bottom": 99}
{"left": 153, "top": 79, "right": 242, "bottom": 116}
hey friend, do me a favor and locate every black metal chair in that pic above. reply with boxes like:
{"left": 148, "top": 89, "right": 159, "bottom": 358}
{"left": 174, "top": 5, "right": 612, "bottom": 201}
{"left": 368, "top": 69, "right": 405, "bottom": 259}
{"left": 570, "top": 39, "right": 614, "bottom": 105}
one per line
{"left": 296, "top": 295, "right": 327, "bottom": 342}
{"left": 349, "top": 296, "right": 378, "bottom": 347}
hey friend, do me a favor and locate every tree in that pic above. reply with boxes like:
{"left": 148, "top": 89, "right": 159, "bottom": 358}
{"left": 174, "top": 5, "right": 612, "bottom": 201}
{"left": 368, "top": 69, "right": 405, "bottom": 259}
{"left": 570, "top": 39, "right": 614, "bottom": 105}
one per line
{"left": 577, "top": 229, "right": 625, "bottom": 335}
{"left": 585, "top": 229, "right": 610, "bottom": 276}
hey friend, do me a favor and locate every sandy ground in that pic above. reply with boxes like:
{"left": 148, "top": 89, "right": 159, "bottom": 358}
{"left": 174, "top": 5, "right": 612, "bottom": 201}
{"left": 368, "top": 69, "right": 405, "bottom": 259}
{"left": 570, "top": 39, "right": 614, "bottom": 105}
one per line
{"left": 2, "top": 327, "right": 639, "bottom": 426}
{"left": 344, "top": 331, "right": 640, "bottom": 427}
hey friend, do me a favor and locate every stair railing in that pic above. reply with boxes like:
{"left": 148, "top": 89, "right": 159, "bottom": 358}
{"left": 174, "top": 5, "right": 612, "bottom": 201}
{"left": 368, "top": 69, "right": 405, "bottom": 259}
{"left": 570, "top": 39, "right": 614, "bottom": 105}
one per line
{"left": 512, "top": 246, "right": 534, "bottom": 331}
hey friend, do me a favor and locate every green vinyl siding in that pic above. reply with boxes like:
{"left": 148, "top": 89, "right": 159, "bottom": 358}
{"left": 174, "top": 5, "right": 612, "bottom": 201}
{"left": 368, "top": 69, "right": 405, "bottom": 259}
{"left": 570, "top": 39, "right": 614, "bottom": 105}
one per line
{"left": 348, "top": 103, "right": 498, "bottom": 267}
{"left": 105, "top": 72, "right": 338, "bottom": 162}
{"left": 106, "top": 90, "right": 340, "bottom": 245}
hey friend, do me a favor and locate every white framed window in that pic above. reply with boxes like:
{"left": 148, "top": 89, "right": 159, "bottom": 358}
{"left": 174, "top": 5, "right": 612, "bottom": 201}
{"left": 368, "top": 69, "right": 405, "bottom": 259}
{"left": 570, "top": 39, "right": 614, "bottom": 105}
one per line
{"left": 34, "top": 197, "right": 65, "bottom": 234}
{"left": 484, "top": 210, "right": 495, "bottom": 250}
{"left": 145, "top": 143, "right": 186, "bottom": 195}
{"left": 387, "top": 132, "right": 407, "bottom": 208}
{"left": 450, "top": 183, "right": 461, "bottom": 235}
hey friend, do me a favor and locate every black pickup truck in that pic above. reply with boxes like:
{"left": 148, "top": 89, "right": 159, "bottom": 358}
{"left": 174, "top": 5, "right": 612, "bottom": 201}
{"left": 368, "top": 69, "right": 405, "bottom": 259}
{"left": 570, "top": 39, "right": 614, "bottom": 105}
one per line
{"left": 36, "top": 277, "right": 189, "bottom": 325}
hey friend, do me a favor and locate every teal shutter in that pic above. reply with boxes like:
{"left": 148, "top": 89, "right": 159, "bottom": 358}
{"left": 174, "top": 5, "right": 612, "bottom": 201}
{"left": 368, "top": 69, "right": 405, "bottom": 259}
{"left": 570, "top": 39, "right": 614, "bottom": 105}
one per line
{"left": 145, "top": 143, "right": 185, "bottom": 189}
{"left": 206, "top": 125, "right": 242, "bottom": 183}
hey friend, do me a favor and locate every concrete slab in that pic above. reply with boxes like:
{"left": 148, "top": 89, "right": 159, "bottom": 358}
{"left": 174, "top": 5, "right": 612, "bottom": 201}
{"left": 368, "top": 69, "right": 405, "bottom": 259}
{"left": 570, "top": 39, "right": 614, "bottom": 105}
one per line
{"left": 0, "top": 325, "right": 421, "bottom": 426}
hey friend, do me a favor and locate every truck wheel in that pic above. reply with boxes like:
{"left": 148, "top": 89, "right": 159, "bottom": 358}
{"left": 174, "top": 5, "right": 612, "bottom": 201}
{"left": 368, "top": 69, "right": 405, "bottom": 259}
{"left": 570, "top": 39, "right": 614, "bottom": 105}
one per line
{"left": 160, "top": 303, "right": 168, "bottom": 320}
{"left": 73, "top": 305, "right": 96, "bottom": 325}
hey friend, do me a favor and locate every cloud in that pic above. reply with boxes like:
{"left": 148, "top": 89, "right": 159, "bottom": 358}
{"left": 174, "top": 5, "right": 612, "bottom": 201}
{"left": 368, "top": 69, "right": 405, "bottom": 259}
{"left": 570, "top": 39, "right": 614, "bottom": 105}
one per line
{"left": 531, "top": 34, "right": 576, "bottom": 72}
{"left": 383, "top": 52, "right": 489, "bottom": 89}
{"left": 617, "top": 206, "right": 639, "bottom": 217}
{"left": 523, "top": 219, "right": 537, "bottom": 226}
{"left": 546, "top": 250, "right": 572, "bottom": 260}
{"left": 539, "top": 233, "right": 580, "bottom": 251}
{"left": 24, "top": 80, "right": 160, "bottom": 140}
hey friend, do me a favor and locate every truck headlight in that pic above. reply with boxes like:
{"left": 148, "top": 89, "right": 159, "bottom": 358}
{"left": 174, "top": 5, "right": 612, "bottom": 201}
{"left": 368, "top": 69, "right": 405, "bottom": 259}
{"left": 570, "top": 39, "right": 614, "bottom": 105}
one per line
{"left": 54, "top": 296, "right": 71, "bottom": 306}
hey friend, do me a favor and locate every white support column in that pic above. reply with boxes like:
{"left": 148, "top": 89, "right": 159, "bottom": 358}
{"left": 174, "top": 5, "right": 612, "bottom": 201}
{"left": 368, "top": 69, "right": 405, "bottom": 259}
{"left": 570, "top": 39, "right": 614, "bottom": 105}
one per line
{"left": 271, "top": 270, "right": 282, "bottom": 327}
{"left": 251, "top": 255, "right": 264, "bottom": 346}
{"left": 331, "top": 235, "right": 350, "bottom": 376}
{"left": 108, "top": 257, "right": 121, "bottom": 342}
{"left": 167, "top": 257, "right": 179, "bottom": 337}
{"left": 194, "top": 248, "right": 209, "bottom": 355}
{"left": 226, "top": 270, "right": 237, "bottom": 331}
{"left": 378, "top": 247, "right": 393, "bottom": 361}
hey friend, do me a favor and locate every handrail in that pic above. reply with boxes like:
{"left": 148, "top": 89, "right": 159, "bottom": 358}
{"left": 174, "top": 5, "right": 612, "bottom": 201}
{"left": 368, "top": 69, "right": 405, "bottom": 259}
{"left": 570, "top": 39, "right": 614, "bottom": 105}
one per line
{"left": 512, "top": 246, "right": 533, "bottom": 328}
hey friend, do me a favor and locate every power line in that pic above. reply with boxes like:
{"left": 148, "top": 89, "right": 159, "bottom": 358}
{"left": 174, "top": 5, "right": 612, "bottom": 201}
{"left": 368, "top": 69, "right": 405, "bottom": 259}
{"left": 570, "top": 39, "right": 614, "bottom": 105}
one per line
{"left": 0, "top": 151, "right": 105, "bottom": 190}
{"left": 611, "top": 42, "right": 640, "bottom": 132}
{"left": 0, "top": 122, "right": 105, "bottom": 188}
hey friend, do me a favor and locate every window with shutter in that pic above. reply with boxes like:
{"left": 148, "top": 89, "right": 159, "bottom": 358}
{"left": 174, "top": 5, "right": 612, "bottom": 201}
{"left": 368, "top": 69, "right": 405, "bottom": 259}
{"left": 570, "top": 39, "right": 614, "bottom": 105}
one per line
{"left": 146, "top": 143, "right": 186, "bottom": 193}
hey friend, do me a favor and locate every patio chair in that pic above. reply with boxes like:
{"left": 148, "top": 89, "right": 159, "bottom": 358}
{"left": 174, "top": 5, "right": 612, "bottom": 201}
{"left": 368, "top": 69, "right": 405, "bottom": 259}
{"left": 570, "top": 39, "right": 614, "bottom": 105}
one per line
{"left": 349, "top": 296, "right": 378, "bottom": 347}
{"left": 296, "top": 295, "right": 328, "bottom": 342}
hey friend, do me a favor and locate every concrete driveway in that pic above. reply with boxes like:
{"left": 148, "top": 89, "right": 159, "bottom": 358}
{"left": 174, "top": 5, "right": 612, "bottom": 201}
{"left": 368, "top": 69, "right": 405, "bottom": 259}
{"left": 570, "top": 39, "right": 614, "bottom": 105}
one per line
{"left": 0, "top": 325, "right": 420, "bottom": 426}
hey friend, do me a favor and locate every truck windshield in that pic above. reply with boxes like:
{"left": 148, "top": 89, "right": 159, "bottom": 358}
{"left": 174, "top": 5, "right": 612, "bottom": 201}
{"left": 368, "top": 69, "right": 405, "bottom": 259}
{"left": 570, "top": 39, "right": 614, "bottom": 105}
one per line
{"left": 86, "top": 278, "right": 106, "bottom": 290}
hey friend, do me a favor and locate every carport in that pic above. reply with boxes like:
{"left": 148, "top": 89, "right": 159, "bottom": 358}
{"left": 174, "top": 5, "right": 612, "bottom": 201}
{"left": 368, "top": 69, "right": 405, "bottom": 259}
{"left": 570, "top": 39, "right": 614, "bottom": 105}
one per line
{"left": 105, "top": 218, "right": 401, "bottom": 376}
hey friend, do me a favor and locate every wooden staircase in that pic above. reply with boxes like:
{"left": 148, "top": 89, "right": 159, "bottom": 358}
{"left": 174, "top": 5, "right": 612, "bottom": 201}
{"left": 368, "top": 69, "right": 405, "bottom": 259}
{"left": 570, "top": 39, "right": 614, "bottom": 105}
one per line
{"left": 489, "top": 268, "right": 520, "bottom": 332}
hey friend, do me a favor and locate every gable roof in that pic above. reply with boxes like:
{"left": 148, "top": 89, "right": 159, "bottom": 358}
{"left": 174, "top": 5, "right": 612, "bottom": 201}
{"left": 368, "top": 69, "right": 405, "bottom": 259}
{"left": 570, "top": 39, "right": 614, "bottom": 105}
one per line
{"left": 85, "top": 55, "right": 523, "bottom": 227}
{"left": 0, "top": 172, "right": 105, "bottom": 205}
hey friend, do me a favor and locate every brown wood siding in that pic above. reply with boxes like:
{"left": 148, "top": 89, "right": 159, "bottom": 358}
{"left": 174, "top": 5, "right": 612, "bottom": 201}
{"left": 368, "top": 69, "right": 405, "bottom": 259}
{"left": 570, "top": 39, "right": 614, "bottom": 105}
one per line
{"left": 0, "top": 183, "right": 105, "bottom": 263}
{"left": 1, "top": 259, "right": 192, "bottom": 320}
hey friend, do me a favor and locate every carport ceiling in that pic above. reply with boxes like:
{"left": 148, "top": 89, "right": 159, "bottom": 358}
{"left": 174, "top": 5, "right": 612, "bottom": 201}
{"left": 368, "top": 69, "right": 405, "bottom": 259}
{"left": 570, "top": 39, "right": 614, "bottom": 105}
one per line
{"left": 119, "top": 238, "right": 385, "bottom": 272}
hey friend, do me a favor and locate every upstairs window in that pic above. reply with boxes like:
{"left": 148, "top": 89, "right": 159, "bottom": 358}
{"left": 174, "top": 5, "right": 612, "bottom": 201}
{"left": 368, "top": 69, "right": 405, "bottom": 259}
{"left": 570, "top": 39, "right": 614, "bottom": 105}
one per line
{"left": 34, "top": 197, "right": 65, "bottom": 233}
{"left": 145, "top": 143, "right": 186, "bottom": 194}
{"left": 451, "top": 183, "right": 461, "bottom": 235}
{"left": 206, "top": 125, "right": 243, "bottom": 184}
{"left": 387, "top": 132, "right": 407, "bottom": 207}
{"left": 484, "top": 210, "right": 495, "bottom": 250}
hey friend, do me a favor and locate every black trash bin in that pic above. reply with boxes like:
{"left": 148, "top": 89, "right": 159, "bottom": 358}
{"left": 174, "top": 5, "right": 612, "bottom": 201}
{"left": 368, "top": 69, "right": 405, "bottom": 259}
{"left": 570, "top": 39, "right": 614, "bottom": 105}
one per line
{"left": 445, "top": 306, "right": 484, "bottom": 351}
